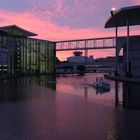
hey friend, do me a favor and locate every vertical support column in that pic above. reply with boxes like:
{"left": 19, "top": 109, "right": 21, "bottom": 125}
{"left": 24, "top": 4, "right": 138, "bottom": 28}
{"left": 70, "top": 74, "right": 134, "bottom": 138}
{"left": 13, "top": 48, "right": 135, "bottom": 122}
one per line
{"left": 46, "top": 43, "right": 49, "bottom": 73}
{"left": 11, "top": 29, "right": 14, "bottom": 75}
{"left": 76, "top": 41, "right": 79, "bottom": 50}
{"left": 126, "top": 19, "right": 130, "bottom": 77}
{"left": 22, "top": 37, "right": 24, "bottom": 74}
{"left": 93, "top": 39, "right": 96, "bottom": 48}
{"left": 68, "top": 42, "right": 70, "bottom": 49}
{"left": 25, "top": 39, "right": 27, "bottom": 74}
{"left": 35, "top": 40, "right": 37, "bottom": 74}
{"left": 84, "top": 41, "right": 88, "bottom": 64}
{"left": 53, "top": 42, "right": 56, "bottom": 74}
{"left": 40, "top": 42, "right": 42, "bottom": 73}
{"left": 44, "top": 42, "right": 47, "bottom": 73}
{"left": 7, "top": 33, "right": 11, "bottom": 75}
{"left": 103, "top": 39, "right": 105, "bottom": 47}
{"left": 29, "top": 43, "right": 31, "bottom": 73}
{"left": 115, "top": 26, "right": 118, "bottom": 76}
{"left": 38, "top": 42, "right": 40, "bottom": 74}
{"left": 33, "top": 40, "right": 35, "bottom": 73}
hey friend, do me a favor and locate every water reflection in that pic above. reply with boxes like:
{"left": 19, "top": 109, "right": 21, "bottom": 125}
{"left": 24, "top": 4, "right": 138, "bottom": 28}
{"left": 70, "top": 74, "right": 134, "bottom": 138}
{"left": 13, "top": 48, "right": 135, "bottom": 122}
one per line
{"left": 0, "top": 73, "right": 123, "bottom": 107}
{"left": 95, "top": 88, "right": 111, "bottom": 95}
{"left": 0, "top": 74, "right": 139, "bottom": 140}
{"left": 115, "top": 81, "right": 119, "bottom": 107}
{"left": 0, "top": 75, "right": 56, "bottom": 103}
{"left": 84, "top": 86, "right": 88, "bottom": 99}
{"left": 56, "top": 73, "right": 122, "bottom": 106}
{"left": 122, "top": 82, "right": 140, "bottom": 110}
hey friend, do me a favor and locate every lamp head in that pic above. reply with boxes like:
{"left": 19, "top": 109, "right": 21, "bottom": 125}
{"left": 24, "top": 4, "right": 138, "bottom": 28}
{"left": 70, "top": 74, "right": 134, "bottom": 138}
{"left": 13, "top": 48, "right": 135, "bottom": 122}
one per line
{"left": 111, "top": 7, "right": 116, "bottom": 16}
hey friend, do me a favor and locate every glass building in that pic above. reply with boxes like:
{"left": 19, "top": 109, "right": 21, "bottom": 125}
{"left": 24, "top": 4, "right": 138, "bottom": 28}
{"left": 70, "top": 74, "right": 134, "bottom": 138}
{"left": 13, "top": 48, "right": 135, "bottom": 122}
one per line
{"left": 0, "top": 25, "right": 56, "bottom": 76}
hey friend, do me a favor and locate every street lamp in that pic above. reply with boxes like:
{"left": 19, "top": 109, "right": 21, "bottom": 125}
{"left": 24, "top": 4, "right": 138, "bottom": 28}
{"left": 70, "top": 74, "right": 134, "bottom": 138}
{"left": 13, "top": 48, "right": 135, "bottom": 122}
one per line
{"left": 111, "top": 7, "right": 116, "bottom": 16}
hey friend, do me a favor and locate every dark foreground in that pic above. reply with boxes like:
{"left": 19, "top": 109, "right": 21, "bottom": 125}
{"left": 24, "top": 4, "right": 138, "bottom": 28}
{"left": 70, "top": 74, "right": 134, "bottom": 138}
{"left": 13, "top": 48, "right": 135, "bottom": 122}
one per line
{"left": 0, "top": 74, "right": 140, "bottom": 140}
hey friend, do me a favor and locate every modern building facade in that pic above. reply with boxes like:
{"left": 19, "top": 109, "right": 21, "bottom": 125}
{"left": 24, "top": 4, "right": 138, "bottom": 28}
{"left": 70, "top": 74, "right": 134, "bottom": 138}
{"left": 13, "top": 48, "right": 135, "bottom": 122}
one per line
{"left": 0, "top": 25, "right": 56, "bottom": 76}
{"left": 105, "top": 5, "right": 140, "bottom": 109}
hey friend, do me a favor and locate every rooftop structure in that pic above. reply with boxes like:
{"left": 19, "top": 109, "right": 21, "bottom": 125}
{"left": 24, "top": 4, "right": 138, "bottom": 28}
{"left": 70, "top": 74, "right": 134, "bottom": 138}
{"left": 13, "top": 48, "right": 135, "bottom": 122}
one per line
{"left": 105, "top": 5, "right": 140, "bottom": 28}
{"left": 0, "top": 25, "right": 37, "bottom": 37}
{"left": 105, "top": 5, "right": 140, "bottom": 109}
{"left": 105, "top": 5, "right": 140, "bottom": 77}
{"left": 73, "top": 51, "right": 82, "bottom": 56}
{"left": 67, "top": 51, "right": 94, "bottom": 64}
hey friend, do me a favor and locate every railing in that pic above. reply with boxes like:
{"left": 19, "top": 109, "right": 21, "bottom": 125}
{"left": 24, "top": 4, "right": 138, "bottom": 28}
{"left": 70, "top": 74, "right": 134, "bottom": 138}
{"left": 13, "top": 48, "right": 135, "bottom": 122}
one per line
{"left": 56, "top": 37, "right": 116, "bottom": 51}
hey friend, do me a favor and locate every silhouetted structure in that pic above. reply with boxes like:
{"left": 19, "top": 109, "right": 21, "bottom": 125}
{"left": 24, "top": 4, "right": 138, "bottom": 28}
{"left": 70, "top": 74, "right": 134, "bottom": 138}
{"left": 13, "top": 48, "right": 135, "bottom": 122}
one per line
{"left": 105, "top": 5, "right": 140, "bottom": 109}
{"left": 0, "top": 25, "right": 55, "bottom": 76}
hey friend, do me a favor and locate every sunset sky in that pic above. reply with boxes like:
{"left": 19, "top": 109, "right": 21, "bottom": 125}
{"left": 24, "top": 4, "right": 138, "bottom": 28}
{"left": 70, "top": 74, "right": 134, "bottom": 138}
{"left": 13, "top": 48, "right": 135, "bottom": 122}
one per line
{"left": 0, "top": 0, "right": 140, "bottom": 60}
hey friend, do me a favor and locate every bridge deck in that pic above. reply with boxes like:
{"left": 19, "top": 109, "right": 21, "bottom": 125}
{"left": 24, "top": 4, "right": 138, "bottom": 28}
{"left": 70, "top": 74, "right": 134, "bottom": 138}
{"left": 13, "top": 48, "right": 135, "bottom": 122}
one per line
{"left": 56, "top": 37, "right": 116, "bottom": 51}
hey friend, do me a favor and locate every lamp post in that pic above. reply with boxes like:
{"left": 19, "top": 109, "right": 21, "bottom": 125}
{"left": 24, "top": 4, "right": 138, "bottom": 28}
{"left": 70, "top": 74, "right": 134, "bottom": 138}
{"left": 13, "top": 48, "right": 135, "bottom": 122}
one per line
{"left": 126, "top": 18, "right": 130, "bottom": 77}
{"left": 111, "top": 7, "right": 116, "bottom": 16}
{"left": 110, "top": 7, "right": 118, "bottom": 76}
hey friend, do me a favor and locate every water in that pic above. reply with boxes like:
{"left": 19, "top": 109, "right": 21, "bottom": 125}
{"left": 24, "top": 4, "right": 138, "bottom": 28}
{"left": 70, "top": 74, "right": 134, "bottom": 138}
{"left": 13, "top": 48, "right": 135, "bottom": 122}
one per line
{"left": 56, "top": 73, "right": 122, "bottom": 106}
{"left": 0, "top": 73, "right": 140, "bottom": 140}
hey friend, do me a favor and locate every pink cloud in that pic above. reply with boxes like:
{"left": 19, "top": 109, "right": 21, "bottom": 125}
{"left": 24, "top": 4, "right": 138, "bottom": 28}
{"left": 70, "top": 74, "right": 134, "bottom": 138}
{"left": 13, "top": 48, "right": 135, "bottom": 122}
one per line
{"left": 0, "top": 9, "right": 114, "bottom": 60}
{"left": 0, "top": 9, "right": 115, "bottom": 41}
{"left": 132, "top": 0, "right": 140, "bottom": 4}
{"left": 0, "top": 8, "right": 139, "bottom": 60}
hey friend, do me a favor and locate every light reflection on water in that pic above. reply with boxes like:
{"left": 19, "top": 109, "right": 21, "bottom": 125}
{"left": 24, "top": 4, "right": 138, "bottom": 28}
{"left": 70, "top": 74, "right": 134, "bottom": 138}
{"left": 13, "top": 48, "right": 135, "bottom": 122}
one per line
{"left": 0, "top": 74, "right": 139, "bottom": 140}
{"left": 56, "top": 73, "right": 122, "bottom": 106}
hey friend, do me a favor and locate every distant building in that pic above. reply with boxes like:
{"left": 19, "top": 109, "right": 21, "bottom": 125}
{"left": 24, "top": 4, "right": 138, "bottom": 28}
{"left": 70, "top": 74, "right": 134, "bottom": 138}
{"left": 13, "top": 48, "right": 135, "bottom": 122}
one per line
{"left": 67, "top": 51, "right": 94, "bottom": 64}
{"left": 95, "top": 56, "right": 116, "bottom": 63}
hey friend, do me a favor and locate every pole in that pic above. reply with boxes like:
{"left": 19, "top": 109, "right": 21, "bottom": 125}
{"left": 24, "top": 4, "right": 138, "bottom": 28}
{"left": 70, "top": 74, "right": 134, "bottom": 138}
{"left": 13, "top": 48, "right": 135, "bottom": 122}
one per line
{"left": 85, "top": 41, "right": 87, "bottom": 64}
{"left": 115, "top": 26, "right": 118, "bottom": 76}
{"left": 126, "top": 19, "right": 129, "bottom": 76}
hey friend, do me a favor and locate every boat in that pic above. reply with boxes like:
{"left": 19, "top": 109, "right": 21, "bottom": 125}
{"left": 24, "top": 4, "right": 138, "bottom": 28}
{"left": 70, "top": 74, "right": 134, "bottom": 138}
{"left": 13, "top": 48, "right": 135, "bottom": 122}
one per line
{"left": 93, "top": 77, "right": 111, "bottom": 92}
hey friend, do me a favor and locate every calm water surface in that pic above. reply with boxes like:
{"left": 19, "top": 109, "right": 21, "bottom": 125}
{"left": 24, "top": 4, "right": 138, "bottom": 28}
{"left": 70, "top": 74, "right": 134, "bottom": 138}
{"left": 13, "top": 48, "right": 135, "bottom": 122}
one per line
{"left": 0, "top": 73, "right": 140, "bottom": 140}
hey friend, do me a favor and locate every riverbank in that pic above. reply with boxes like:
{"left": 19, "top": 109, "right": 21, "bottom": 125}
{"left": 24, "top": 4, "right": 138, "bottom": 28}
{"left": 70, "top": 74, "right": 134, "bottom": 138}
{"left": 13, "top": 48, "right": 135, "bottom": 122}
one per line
{"left": 104, "top": 74, "right": 140, "bottom": 83}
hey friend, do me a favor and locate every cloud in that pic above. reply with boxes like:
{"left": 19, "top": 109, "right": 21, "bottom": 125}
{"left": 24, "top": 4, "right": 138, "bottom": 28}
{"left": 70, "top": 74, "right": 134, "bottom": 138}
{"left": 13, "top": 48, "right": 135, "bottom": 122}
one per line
{"left": 0, "top": 8, "right": 116, "bottom": 60}
{"left": 0, "top": 9, "right": 116, "bottom": 41}
{"left": 32, "top": 0, "right": 108, "bottom": 29}
{"left": 0, "top": 0, "right": 139, "bottom": 37}
{"left": 0, "top": 7, "right": 139, "bottom": 41}
{"left": 31, "top": 0, "right": 139, "bottom": 29}
{"left": 0, "top": 0, "right": 140, "bottom": 60}
{"left": 132, "top": 0, "right": 140, "bottom": 4}
{"left": 0, "top": 0, "right": 34, "bottom": 12}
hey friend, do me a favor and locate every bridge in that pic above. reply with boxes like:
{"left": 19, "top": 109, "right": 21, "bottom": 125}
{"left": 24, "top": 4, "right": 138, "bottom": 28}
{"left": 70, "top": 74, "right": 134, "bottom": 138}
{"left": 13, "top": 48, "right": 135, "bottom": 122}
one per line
{"left": 56, "top": 37, "right": 116, "bottom": 51}
{"left": 55, "top": 36, "right": 116, "bottom": 74}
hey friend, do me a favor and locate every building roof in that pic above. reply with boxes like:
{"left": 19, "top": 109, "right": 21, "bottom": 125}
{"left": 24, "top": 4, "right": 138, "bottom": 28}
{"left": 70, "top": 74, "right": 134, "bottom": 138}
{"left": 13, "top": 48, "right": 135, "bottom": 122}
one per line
{"left": 0, "top": 25, "right": 37, "bottom": 37}
{"left": 105, "top": 5, "right": 140, "bottom": 28}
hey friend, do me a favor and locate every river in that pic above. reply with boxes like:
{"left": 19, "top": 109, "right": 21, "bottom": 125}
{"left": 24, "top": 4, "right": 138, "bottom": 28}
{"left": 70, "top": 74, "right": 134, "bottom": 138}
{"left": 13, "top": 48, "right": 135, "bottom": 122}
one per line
{"left": 0, "top": 73, "right": 139, "bottom": 140}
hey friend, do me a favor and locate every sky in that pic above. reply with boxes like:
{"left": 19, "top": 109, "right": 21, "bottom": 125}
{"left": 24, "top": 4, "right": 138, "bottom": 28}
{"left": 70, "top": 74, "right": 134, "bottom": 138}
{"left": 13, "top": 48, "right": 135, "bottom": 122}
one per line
{"left": 0, "top": 0, "right": 140, "bottom": 60}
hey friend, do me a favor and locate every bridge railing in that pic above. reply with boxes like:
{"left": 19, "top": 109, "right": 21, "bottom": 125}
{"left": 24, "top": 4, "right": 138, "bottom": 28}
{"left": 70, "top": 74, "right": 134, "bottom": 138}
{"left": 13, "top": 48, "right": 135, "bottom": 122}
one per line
{"left": 56, "top": 37, "right": 116, "bottom": 51}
